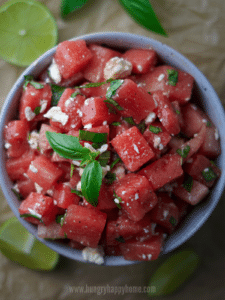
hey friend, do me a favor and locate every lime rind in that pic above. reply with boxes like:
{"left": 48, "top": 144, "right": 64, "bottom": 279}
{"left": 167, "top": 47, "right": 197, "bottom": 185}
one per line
{"left": 0, "top": 0, "right": 58, "bottom": 67}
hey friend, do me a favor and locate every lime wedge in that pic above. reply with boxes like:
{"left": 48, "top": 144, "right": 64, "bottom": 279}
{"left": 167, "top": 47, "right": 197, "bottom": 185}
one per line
{"left": 0, "top": 217, "right": 59, "bottom": 271}
{"left": 0, "top": 0, "right": 58, "bottom": 67}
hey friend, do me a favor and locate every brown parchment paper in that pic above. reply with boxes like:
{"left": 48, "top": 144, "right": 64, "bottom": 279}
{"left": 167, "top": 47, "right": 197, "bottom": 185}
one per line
{"left": 0, "top": 0, "right": 225, "bottom": 299}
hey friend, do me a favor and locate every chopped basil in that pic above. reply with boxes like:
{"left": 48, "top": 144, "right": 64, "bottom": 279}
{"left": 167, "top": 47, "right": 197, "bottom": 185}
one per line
{"left": 176, "top": 110, "right": 180, "bottom": 115}
{"left": 105, "top": 171, "right": 116, "bottom": 185}
{"left": 136, "top": 121, "right": 146, "bottom": 134}
{"left": 64, "top": 232, "right": 68, "bottom": 238}
{"left": 105, "top": 103, "right": 117, "bottom": 114}
{"left": 50, "top": 84, "right": 66, "bottom": 106}
{"left": 202, "top": 167, "right": 218, "bottom": 182}
{"left": 98, "top": 151, "right": 110, "bottom": 167}
{"left": 115, "top": 236, "right": 125, "bottom": 243}
{"left": 20, "top": 213, "right": 44, "bottom": 224}
{"left": 123, "top": 117, "right": 136, "bottom": 125}
{"left": 176, "top": 145, "right": 190, "bottom": 158}
{"left": 56, "top": 214, "right": 66, "bottom": 226}
{"left": 79, "top": 130, "right": 107, "bottom": 145}
{"left": 113, "top": 191, "right": 123, "bottom": 209}
{"left": 104, "top": 79, "right": 124, "bottom": 111}
{"left": 111, "top": 122, "right": 121, "bottom": 126}
{"left": 23, "top": 75, "right": 44, "bottom": 90}
{"left": 76, "top": 78, "right": 114, "bottom": 89}
{"left": 11, "top": 188, "right": 21, "bottom": 200}
{"left": 206, "top": 121, "right": 211, "bottom": 127}
{"left": 169, "top": 216, "right": 177, "bottom": 227}
{"left": 110, "top": 157, "right": 121, "bottom": 170}
{"left": 70, "top": 91, "right": 82, "bottom": 98}
{"left": 149, "top": 125, "right": 162, "bottom": 134}
{"left": 34, "top": 106, "right": 41, "bottom": 115}
{"left": 71, "top": 189, "right": 83, "bottom": 197}
{"left": 104, "top": 98, "right": 124, "bottom": 111}
{"left": 148, "top": 91, "right": 152, "bottom": 95}
{"left": 183, "top": 175, "right": 193, "bottom": 193}
{"left": 70, "top": 163, "right": 75, "bottom": 178}
{"left": 167, "top": 69, "right": 178, "bottom": 86}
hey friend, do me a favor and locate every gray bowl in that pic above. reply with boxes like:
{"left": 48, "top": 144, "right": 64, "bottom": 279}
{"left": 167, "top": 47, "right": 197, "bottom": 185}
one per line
{"left": 0, "top": 32, "right": 225, "bottom": 266}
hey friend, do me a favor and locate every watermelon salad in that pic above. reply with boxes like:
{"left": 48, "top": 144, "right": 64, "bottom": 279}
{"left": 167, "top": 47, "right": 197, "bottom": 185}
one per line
{"left": 4, "top": 39, "right": 221, "bottom": 265}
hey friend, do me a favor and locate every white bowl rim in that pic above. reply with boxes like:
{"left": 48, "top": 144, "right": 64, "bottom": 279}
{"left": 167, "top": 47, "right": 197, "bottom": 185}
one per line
{"left": 0, "top": 31, "right": 225, "bottom": 266}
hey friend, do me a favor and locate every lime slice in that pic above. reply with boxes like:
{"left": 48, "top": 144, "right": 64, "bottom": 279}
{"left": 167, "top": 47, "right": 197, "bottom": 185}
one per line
{"left": 0, "top": 0, "right": 58, "bottom": 67}
{"left": 148, "top": 249, "right": 200, "bottom": 297}
{"left": 0, "top": 217, "right": 59, "bottom": 270}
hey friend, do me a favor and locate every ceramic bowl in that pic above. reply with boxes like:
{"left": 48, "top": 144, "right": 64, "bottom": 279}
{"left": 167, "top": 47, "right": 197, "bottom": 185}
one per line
{"left": 0, "top": 32, "right": 225, "bottom": 266}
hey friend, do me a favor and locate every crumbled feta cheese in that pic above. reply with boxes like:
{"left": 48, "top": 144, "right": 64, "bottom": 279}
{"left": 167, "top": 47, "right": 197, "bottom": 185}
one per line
{"left": 102, "top": 121, "right": 107, "bottom": 125}
{"left": 13, "top": 183, "right": 20, "bottom": 193}
{"left": 82, "top": 246, "right": 104, "bottom": 265}
{"left": 28, "top": 208, "right": 42, "bottom": 219}
{"left": 25, "top": 106, "right": 36, "bottom": 121}
{"left": 163, "top": 210, "right": 169, "bottom": 219}
{"left": 137, "top": 65, "right": 143, "bottom": 72}
{"left": 46, "top": 189, "right": 54, "bottom": 196}
{"left": 53, "top": 200, "right": 58, "bottom": 205}
{"left": 64, "top": 97, "right": 74, "bottom": 108}
{"left": 135, "top": 193, "right": 139, "bottom": 200}
{"left": 44, "top": 107, "right": 68, "bottom": 125}
{"left": 202, "top": 119, "right": 207, "bottom": 123}
{"left": 39, "top": 100, "right": 48, "bottom": 113}
{"left": 142, "top": 254, "right": 146, "bottom": 259}
{"left": 133, "top": 144, "right": 139, "bottom": 154}
{"left": 34, "top": 182, "right": 43, "bottom": 193}
{"left": 84, "top": 98, "right": 93, "bottom": 106}
{"left": 215, "top": 128, "right": 219, "bottom": 140}
{"left": 147, "top": 254, "right": 152, "bottom": 260}
{"left": 98, "top": 144, "right": 108, "bottom": 154}
{"left": 158, "top": 74, "right": 165, "bottom": 81}
{"left": 122, "top": 191, "right": 126, "bottom": 195}
{"left": 79, "top": 168, "right": 84, "bottom": 176}
{"left": 48, "top": 58, "right": 61, "bottom": 84}
{"left": 29, "top": 164, "right": 38, "bottom": 173}
{"left": 104, "top": 56, "right": 132, "bottom": 80}
{"left": 145, "top": 112, "right": 156, "bottom": 123}
{"left": 4, "top": 142, "right": 11, "bottom": 149}
{"left": 76, "top": 181, "right": 82, "bottom": 191}
{"left": 83, "top": 123, "right": 92, "bottom": 129}
{"left": 28, "top": 130, "right": 39, "bottom": 150}
{"left": 153, "top": 136, "right": 163, "bottom": 150}
{"left": 84, "top": 142, "right": 95, "bottom": 152}
{"left": 77, "top": 109, "right": 83, "bottom": 117}
{"left": 204, "top": 167, "right": 209, "bottom": 172}
{"left": 114, "top": 198, "right": 120, "bottom": 204}
{"left": 72, "top": 160, "right": 81, "bottom": 166}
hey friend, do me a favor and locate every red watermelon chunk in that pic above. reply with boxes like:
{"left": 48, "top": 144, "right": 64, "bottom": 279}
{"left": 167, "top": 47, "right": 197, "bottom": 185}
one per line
{"left": 27, "top": 155, "right": 63, "bottom": 191}
{"left": 173, "top": 179, "right": 209, "bottom": 205}
{"left": 19, "top": 192, "right": 58, "bottom": 225}
{"left": 139, "top": 154, "right": 183, "bottom": 190}
{"left": 120, "top": 235, "right": 162, "bottom": 261}
{"left": 111, "top": 126, "right": 155, "bottom": 172}
{"left": 80, "top": 82, "right": 110, "bottom": 98}
{"left": 19, "top": 83, "right": 52, "bottom": 122}
{"left": 15, "top": 178, "right": 36, "bottom": 199}
{"left": 104, "top": 245, "right": 122, "bottom": 256}
{"left": 39, "top": 124, "right": 62, "bottom": 154}
{"left": 38, "top": 222, "right": 66, "bottom": 239}
{"left": 4, "top": 120, "right": 30, "bottom": 144}
{"left": 111, "top": 79, "right": 157, "bottom": 124}
{"left": 122, "top": 48, "right": 157, "bottom": 74}
{"left": 113, "top": 173, "right": 158, "bottom": 222}
{"left": 53, "top": 182, "right": 80, "bottom": 209}
{"left": 54, "top": 40, "right": 93, "bottom": 79}
{"left": 60, "top": 205, "right": 107, "bottom": 248}
{"left": 198, "top": 126, "right": 221, "bottom": 159}
{"left": 83, "top": 44, "right": 121, "bottom": 82}
{"left": 149, "top": 193, "right": 179, "bottom": 234}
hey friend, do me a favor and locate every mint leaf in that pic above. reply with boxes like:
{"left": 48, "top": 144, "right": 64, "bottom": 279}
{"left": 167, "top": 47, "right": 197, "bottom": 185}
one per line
{"left": 167, "top": 69, "right": 178, "bottom": 86}
{"left": 81, "top": 160, "right": 102, "bottom": 206}
{"left": 119, "top": 0, "right": 167, "bottom": 36}
{"left": 50, "top": 84, "right": 66, "bottom": 106}
{"left": 46, "top": 131, "right": 90, "bottom": 160}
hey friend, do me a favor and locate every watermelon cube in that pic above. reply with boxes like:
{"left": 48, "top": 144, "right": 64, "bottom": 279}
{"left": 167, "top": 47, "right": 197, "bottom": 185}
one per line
{"left": 199, "top": 126, "right": 221, "bottom": 159}
{"left": 38, "top": 222, "right": 66, "bottom": 239}
{"left": 53, "top": 182, "right": 80, "bottom": 209}
{"left": 60, "top": 205, "right": 107, "bottom": 248}
{"left": 54, "top": 40, "right": 93, "bottom": 79}
{"left": 113, "top": 173, "right": 158, "bottom": 222}
{"left": 15, "top": 178, "right": 36, "bottom": 199}
{"left": 39, "top": 124, "right": 62, "bottom": 154}
{"left": 111, "top": 126, "right": 155, "bottom": 172}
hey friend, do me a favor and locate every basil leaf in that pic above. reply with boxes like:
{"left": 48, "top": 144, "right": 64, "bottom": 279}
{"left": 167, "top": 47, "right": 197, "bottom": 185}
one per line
{"left": 51, "top": 84, "right": 66, "bottom": 106}
{"left": 136, "top": 121, "right": 146, "bottom": 134}
{"left": 111, "top": 122, "right": 121, "bottom": 126}
{"left": 75, "top": 78, "right": 114, "bottom": 89}
{"left": 79, "top": 130, "right": 107, "bottom": 145}
{"left": 106, "top": 79, "right": 124, "bottom": 99}
{"left": 167, "top": 69, "right": 178, "bottom": 86}
{"left": 56, "top": 214, "right": 66, "bottom": 226}
{"left": 176, "top": 110, "right": 181, "bottom": 115}
{"left": 115, "top": 236, "right": 125, "bottom": 243}
{"left": 61, "top": 0, "right": 88, "bottom": 18}
{"left": 110, "top": 157, "right": 121, "bottom": 169}
{"left": 176, "top": 145, "right": 190, "bottom": 159}
{"left": 11, "top": 188, "right": 21, "bottom": 200}
{"left": 123, "top": 117, "right": 136, "bottom": 125}
{"left": 169, "top": 216, "right": 177, "bottom": 227}
{"left": 34, "top": 106, "right": 41, "bottom": 115}
{"left": 104, "top": 98, "right": 124, "bottom": 111}
{"left": 98, "top": 151, "right": 110, "bottom": 167}
{"left": 113, "top": 191, "right": 123, "bottom": 209}
{"left": 46, "top": 131, "right": 90, "bottom": 160}
{"left": 202, "top": 167, "right": 218, "bottom": 182}
{"left": 80, "top": 151, "right": 100, "bottom": 167}
{"left": 105, "top": 103, "right": 117, "bottom": 115}
{"left": 70, "top": 163, "right": 75, "bottom": 178}
{"left": 23, "top": 75, "right": 44, "bottom": 90}
{"left": 20, "top": 213, "right": 44, "bottom": 224}
{"left": 81, "top": 160, "right": 102, "bottom": 206}
{"left": 119, "top": 0, "right": 167, "bottom": 36}
{"left": 71, "top": 91, "right": 82, "bottom": 98}
{"left": 183, "top": 175, "right": 193, "bottom": 193}
{"left": 149, "top": 125, "right": 162, "bottom": 134}
{"left": 105, "top": 171, "right": 116, "bottom": 185}
{"left": 71, "top": 189, "right": 83, "bottom": 197}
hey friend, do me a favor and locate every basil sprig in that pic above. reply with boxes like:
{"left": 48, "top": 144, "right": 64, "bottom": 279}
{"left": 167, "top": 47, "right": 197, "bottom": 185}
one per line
{"left": 46, "top": 131, "right": 103, "bottom": 206}
{"left": 23, "top": 75, "right": 44, "bottom": 90}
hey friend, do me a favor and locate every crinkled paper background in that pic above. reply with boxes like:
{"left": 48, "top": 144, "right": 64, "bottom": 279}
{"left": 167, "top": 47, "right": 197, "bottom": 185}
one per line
{"left": 0, "top": 0, "right": 225, "bottom": 299}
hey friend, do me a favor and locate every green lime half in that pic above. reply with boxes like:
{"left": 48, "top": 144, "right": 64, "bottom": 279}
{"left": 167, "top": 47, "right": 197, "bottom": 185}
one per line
{"left": 0, "top": 0, "right": 58, "bottom": 67}
{"left": 148, "top": 249, "right": 200, "bottom": 297}
{"left": 0, "top": 217, "right": 59, "bottom": 270}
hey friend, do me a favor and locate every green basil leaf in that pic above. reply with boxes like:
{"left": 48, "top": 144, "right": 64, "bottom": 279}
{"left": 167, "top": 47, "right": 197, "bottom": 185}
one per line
{"left": 79, "top": 130, "right": 108, "bottom": 144}
{"left": 167, "top": 69, "right": 178, "bottom": 86}
{"left": 70, "top": 91, "right": 82, "bottom": 98}
{"left": 176, "top": 110, "right": 181, "bottom": 115}
{"left": 115, "top": 236, "right": 125, "bottom": 243}
{"left": 104, "top": 98, "right": 124, "bottom": 111}
{"left": 50, "top": 84, "right": 66, "bottom": 106}
{"left": 176, "top": 145, "right": 190, "bottom": 159}
{"left": 105, "top": 103, "right": 118, "bottom": 115}
{"left": 169, "top": 216, "right": 177, "bottom": 227}
{"left": 23, "top": 75, "right": 44, "bottom": 90}
{"left": 98, "top": 151, "right": 111, "bottom": 167}
{"left": 136, "top": 121, "right": 146, "bottom": 134}
{"left": 106, "top": 79, "right": 124, "bottom": 99}
{"left": 34, "top": 106, "right": 41, "bottom": 115}
{"left": 202, "top": 167, "right": 218, "bottom": 182}
{"left": 80, "top": 151, "right": 100, "bottom": 167}
{"left": 206, "top": 121, "right": 211, "bottom": 127}
{"left": 46, "top": 131, "right": 90, "bottom": 160}
{"left": 110, "top": 157, "right": 121, "bottom": 169}
{"left": 183, "top": 175, "right": 193, "bottom": 193}
{"left": 11, "top": 188, "right": 21, "bottom": 200}
{"left": 70, "top": 163, "right": 75, "bottom": 178}
{"left": 61, "top": 0, "right": 88, "bottom": 18}
{"left": 149, "top": 125, "right": 162, "bottom": 134}
{"left": 111, "top": 122, "right": 121, "bottom": 126}
{"left": 56, "top": 214, "right": 66, "bottom": 226}
{"left": 81, "top": 160, "right": 102, "bottom": 206}
{"left": 105, "top": 171, "right": 116, "bottom": 185}
{"left": 123, "top": 117, "right": 136, "bottom": 125}
{"left": 20, "top": 213, "right": 44, "bottom": 224}
{"left": 71, "top": 189, "right": 83, "bottom": 197}
{"left": 75, "top": 78, "right": 114, "bottom": 89}
{"left": 119, "top": 0, "right": 167, "bottom": 36}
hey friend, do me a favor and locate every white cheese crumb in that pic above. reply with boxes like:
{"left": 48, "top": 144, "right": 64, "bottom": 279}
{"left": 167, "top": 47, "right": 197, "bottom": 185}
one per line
{"left": 133, "top": 144, "right": 139, "bottom": 154}
{"left": 48, "top": 58, "right": 61, "bottom": 84}
{"left": 202, "top": 119, "right": 207, "bottom": 123}
{"left": 83, "top": 123, "right": 92, "bottom": 129}
{"left": 34, "top": 182, "right": 43, "bottom": 193}
{"left": 102, "top": 121, "right": 107, "bottom": 125}
{"left": 13, "top": 184, "right": 20, "bottom": 193}
{"left": 84, "top": 98, "right": 93, "bottom": 106}
{"left": 122, "top": 191, "right": 126, "bottom": 195}
{"left": 72, "top": 160, "right": 81, "bottom": 166}
{"left": 84, "top": 142, "right": 95, "bottom": 152}
{"left": 64, "top": 97, "right": 74, "bottom": 108}
{"left": 76, "top": 181, "right": 82, "bottom": 191}
{"left": 4, "top": 142, "right": 11, "bottom": 149}
{"left": 137, "top": 65, "right": 143, "bottom": 72}
{"left": 77, "top": 109, "right": 83, "bottom": 117}
{"left": 153, "top": 136, "right": 163, "bottom": 150}
{"left": 82, "top": 246, "right": 104, "bottom": 265}
{"left": 204, "top": 168, "right": 209, "bottom": 172}
{"left": 163, "top": 210, "right": 169, "bottom": 219}
{"left": 98, "top": 144, "right": 108, "bottom": 154}
{"left": 78, "top": 168, "right": 84, "bottom": 176}
{"left": 158, "top": 74, "right": 165, "bottom": 81}
{"left": 215, "top": 128, "right": 219, "bottom": 140}
{"left": 28, "top": 208, "right": 42, "bottom": 219}
{"left": 39, "top": 100, "right": 48, "bottom": 113}
{"left": 104, "top": 56, "right": 132, "bottom": 80}
{"left": 29, "top": 164, "right": 38, "bottom": 173}
{"left": 114, "top": 198, "right": 120, "bottom": 204}
{"left": 46, "top": 189, "right": 54, "bottom": 196}
{"left": 135, "top": 193, "right": 139, "bottom": 200}
{"left": 28, "top": 130, "right": 39, "bottom": 150}
{"left": 145, "top": 112, "right": 156, "bottom": 123}
{"left": 44, "top": 107, "right": 68, "bottom": 126}
{"left": 25, "top": 106, "right": 36, "bottom": 121}
{"left": 147, "top": 254, "right": 152, "bottom": 260}
{"left": 53, "top": 200, "right": 58, "bottom": 205}
{"left": 142, "top": 254, "right": 146, "bottom": 259}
